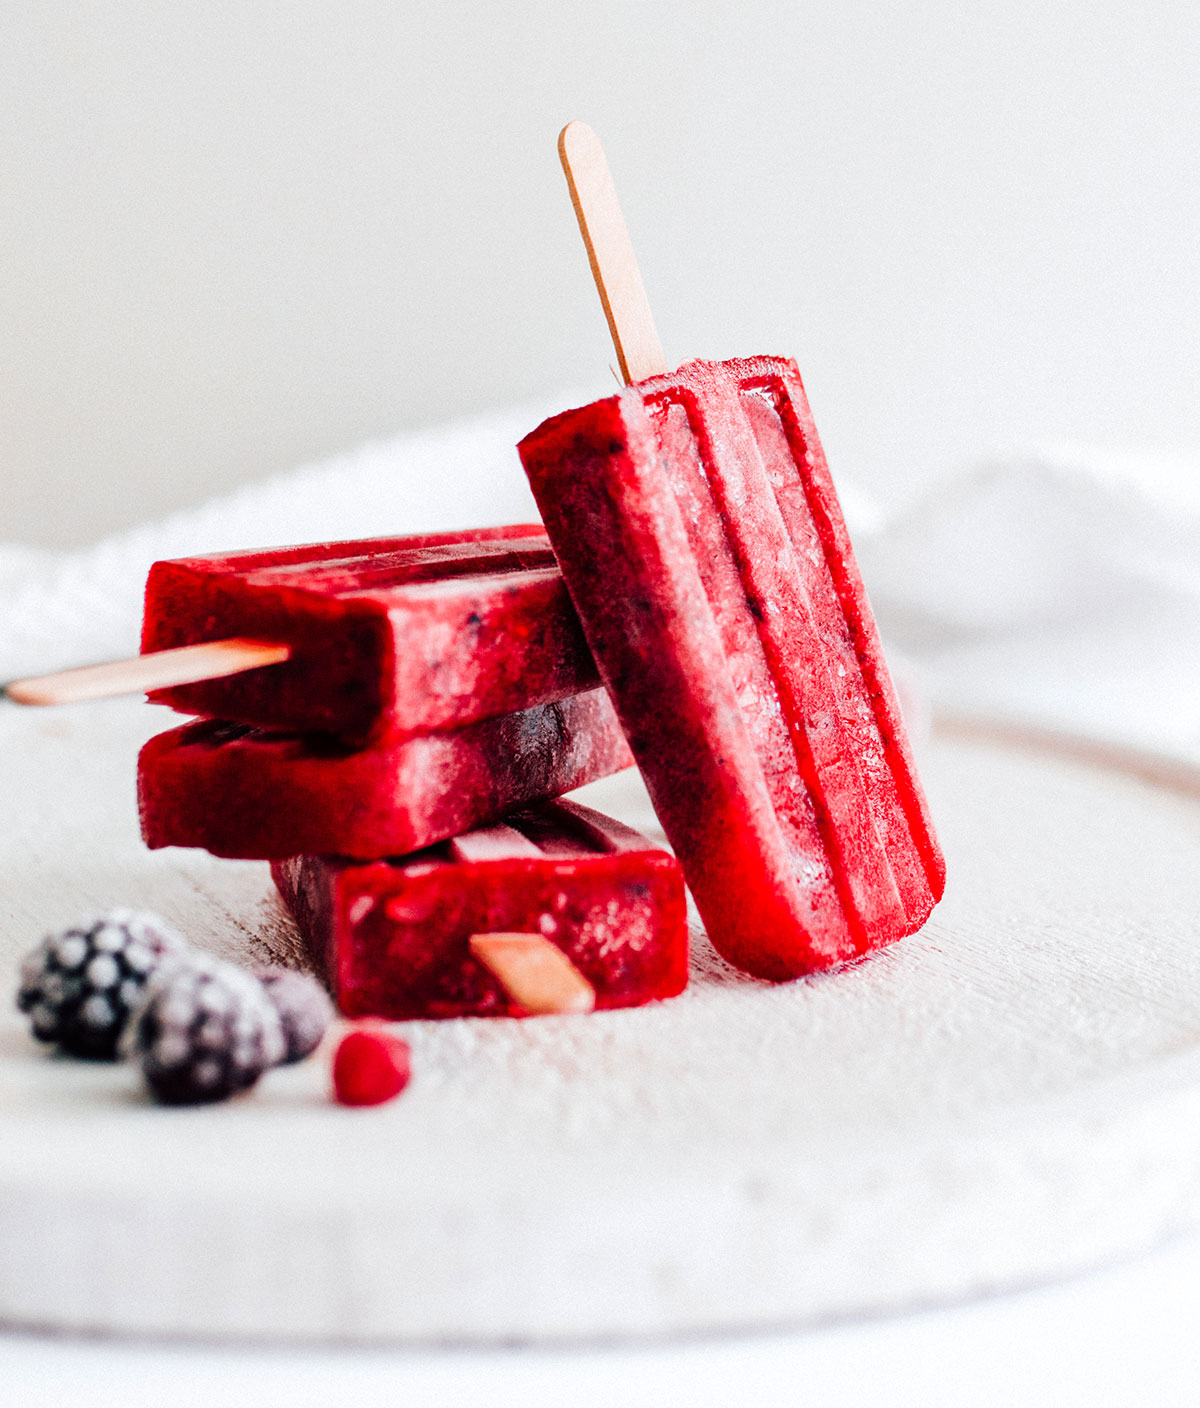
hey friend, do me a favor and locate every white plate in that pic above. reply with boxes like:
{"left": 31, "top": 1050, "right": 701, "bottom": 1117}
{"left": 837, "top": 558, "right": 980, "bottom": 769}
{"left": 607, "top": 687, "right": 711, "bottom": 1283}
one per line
{"left": 2, "top": 697, "right": 1200, "bottom": 1342}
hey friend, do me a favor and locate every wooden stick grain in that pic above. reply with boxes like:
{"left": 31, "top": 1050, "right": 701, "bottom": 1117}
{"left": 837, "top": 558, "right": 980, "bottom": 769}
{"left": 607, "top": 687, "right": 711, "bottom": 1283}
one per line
{"left": 4, "top": 638, "right": 291, "bottom": 707}
{"left": 469, "top": 932, "right": 597, "bottom": 1015}
{"left": 558, "top": 121, "right": 668, "bottom": 386}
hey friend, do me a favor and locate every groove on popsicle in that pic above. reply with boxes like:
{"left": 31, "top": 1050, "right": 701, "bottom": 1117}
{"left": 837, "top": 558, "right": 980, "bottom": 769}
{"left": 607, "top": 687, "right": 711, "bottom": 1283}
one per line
{"left": 753, "top": 368, "right": 946, "bottom": 903}
{"left": 558, "top": 122, "right": 669, "bottom": 386}
{"left": 701, "top": 380, "right": 905, "bottom": 946}
{"left": 4, "top": 639, "right": 291, "bottom": 707}
{"left": 468, "top": 932, "right": 597, "bottom": 1016}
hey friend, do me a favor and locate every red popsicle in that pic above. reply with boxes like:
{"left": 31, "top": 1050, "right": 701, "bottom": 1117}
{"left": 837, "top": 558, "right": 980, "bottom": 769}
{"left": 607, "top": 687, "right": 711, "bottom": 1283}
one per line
{"left": 140, "top": 525, "right": 596, "bottom": 744}
{"left": 138, "top": 688, "right": 632, "bottom": 860}
{"left": 516, "top": 123, "right": 945, "bottom": 981}
{"left": 272, "top": 799, "right": 688, "bottom": 1019}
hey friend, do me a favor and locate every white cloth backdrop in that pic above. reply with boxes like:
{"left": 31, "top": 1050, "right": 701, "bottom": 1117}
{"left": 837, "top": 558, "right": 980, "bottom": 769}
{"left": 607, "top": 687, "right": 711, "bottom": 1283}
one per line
{"left": 4, "top": 402, "right": 1198, "bottom": 770}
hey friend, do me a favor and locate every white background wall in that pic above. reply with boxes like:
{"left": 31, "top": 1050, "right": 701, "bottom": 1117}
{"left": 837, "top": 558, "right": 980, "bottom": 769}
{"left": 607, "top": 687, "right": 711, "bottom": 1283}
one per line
{"left": 2, "top": 1, "right": 1198, "bottom": 547}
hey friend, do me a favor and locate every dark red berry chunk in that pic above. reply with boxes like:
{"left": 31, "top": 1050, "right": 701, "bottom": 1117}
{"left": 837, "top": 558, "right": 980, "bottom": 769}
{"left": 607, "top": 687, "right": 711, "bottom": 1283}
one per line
{"left": 256, "top": 969, "right": 334, "bottom": 1063}
{"left": 332, "top": 1028, "right": 411, "bottom": 1106}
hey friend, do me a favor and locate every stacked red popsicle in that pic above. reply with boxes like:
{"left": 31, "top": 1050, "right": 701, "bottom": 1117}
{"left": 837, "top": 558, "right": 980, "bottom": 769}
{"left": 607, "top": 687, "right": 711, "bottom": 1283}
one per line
{"left": 137, "top": 525, "right": 627, "bottom": 860}
{"left": 131, "top": 523, "right": 689, "bottom": 1016}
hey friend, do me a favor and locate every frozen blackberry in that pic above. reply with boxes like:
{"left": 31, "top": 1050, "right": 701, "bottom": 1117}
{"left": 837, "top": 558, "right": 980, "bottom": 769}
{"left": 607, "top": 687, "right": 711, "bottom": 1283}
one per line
{"left": 256, "top": 969, "right": 334, "bottom": 1064}
{"left": 124, "top": 955, "right": 286, "bottom": 1105}
{"left": 16, "top": 910, "right": 185, "bottom": 1059}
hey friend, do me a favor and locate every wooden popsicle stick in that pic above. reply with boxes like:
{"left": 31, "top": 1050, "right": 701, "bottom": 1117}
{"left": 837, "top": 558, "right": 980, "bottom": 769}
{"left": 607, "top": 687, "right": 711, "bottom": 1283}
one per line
{"left": 4, "top": 638, "right": 291, "bottom": 707}
{"left": 558, "top": 121, "right": 669, "bottom": 386}
{"left": 468, "top": 932, "right": 596, "bottom": 1016}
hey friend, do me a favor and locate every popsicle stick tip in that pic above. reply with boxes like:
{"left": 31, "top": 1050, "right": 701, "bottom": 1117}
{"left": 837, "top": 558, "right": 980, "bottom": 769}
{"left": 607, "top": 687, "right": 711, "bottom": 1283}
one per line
{"left": 556, "top": 119, "right": 668, "bottom": 386}
{"left": 558, "top": 120, "right": 598, "bottom": 160}
{"left": 4, "top": 638, "right": 291, "bottom": 707}
{"left": 468, "top": 932, "right": 596, "bottom": 1016}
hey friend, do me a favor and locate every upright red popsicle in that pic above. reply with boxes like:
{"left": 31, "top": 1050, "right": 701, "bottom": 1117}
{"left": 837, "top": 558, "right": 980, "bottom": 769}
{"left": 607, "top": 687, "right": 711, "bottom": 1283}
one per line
{"left": 520, "top": 357, "right": 943, "bottom": 979}
{"left": 516, "top": 123, "right": 944, "bottom": 980}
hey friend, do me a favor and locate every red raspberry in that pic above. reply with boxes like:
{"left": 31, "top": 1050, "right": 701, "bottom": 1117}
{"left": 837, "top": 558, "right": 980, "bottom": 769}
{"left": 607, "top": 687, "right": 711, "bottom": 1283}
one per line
{"left": 332, "top": 1027, "right": 411, "bottom": 1107}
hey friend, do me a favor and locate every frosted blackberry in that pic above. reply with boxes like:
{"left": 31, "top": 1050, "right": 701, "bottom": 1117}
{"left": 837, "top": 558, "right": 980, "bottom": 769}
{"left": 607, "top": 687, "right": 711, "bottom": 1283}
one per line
{"left": 256, "top": 969, "right": 334, "bottom": 1064}
{"left": 124, "top": 956, "right": 286, "bottom": 1105}
{"left": 16, "top": 910, "right": 185, "bottom": 1059}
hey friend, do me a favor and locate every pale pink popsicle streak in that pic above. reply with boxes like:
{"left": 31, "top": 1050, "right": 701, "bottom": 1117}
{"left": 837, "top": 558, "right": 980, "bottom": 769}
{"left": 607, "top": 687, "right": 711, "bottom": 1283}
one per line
{"left": 518, "top": 355, "right": 944, "bottom": 980}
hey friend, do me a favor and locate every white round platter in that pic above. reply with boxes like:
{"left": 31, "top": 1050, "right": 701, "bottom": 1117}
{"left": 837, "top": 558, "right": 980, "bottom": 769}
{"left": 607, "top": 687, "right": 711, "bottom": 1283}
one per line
{"left": 1, "top": 696, "right": 1200, "bottom": 1344}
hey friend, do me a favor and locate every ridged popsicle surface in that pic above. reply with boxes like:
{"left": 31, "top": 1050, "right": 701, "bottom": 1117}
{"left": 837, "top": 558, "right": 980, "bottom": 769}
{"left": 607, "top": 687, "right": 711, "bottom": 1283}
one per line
{"left": 142, "top": 525, "right": 597, "bottom": 743}
{"left": 518, "top": 356, "right": 944, "bottom": 979}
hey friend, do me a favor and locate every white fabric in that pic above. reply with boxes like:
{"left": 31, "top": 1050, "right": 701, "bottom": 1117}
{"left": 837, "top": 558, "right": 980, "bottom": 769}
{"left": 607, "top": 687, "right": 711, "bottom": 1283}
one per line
{"left": 0, "top": 397, "right": 555, "bottom": 680}
{"left": 857, "top": 445, "right": 1200, "bottom": 764}
{"left": 4, "top": 411, "right": 1196, "bottom": 769}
